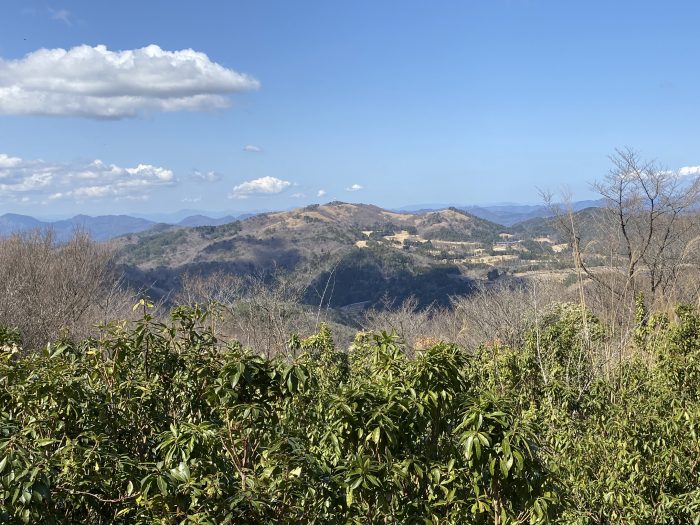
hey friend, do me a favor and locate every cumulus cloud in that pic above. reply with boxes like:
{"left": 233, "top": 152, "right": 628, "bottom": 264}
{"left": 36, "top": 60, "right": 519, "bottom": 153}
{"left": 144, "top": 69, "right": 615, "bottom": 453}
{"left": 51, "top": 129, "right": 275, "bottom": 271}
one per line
{"left": 345, "top": 183, "right": 363, "bottom": 192}
{"left": 679, "top": 166, "right": 700, "bottom": 177}
{"left": 0, "top": 44, "right": 260, "bottom": 118}
{"left": 317, "top": 189, "right": 326, "bottom": 198}
{"left": 243, "top": 145, "right": 262, "bottom": 153}
{"left": 229, "top": 176, "right": 291, "bottom": 199}
{"left": 192, "top": 169, "right": 222, "bottom": 182}
{"left": 0, "top": 153, "right": 175, "bottom": 201}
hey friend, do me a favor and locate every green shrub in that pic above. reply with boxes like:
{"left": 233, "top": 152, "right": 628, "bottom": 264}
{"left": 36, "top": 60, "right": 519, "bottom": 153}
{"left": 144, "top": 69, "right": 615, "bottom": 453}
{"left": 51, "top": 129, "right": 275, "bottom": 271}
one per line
{"left": 0, "top": 306, "right": 557, "bottom": 524}
{"left": 2, "top": 301, "right": 700, "bottom": 523}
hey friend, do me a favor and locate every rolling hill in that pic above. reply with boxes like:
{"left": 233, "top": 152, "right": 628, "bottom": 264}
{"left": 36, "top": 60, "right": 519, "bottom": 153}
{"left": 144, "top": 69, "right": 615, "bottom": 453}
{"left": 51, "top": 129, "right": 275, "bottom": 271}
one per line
{"left": 117, "top": 202, "right": 506, "bottom": 269}
{"left": 510, "top": 206, "right": 609, "bottom": 242}
{"left": 115, "top": 202, "right": 509, "bottom": 306}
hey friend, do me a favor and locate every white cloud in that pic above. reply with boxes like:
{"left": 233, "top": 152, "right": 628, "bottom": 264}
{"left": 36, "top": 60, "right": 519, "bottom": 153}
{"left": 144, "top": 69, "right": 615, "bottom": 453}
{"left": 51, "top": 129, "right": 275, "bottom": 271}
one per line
{"left": 243, "top": 145, "right": 262, "bottom": 153}
{"left": 290, "top": 192, "right": 305, "bottom": 198}
{"left": 192, "top": 169, "right": 222, "bottom": 182}
{"left": 0, "top": 44, "right": 260, "bottom": 118}
{"left": 0, "top": 154, "right": 23, "bottom": 169}
{"left": 229, "top": 176, "right": 291, "bottom": 199}
{"left": 317, "top": 189, "right": 326, "bottom": 198}
{"left": 182, "top": 196, "right": 202, "bottom": 203}
{"left": 345, "top": 183, "right": 364, "bottom": 192}
{"left": 0, "top": 153, "right": 175, "bottom": 201}
{"left": 679, "top": 166, "right": 700, "bottom": 177}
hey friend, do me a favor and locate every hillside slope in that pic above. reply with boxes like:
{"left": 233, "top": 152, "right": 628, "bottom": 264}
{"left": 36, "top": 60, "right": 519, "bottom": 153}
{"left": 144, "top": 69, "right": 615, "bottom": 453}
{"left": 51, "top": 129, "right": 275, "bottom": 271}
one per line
{"left": 116, "top": 202, "right": 502, "bottom": 305}
{"left": 118, "top": 202, "right": 503, "bottom": 268}
{"left": 511, "top": 207, "right": 609, "bottom": 242}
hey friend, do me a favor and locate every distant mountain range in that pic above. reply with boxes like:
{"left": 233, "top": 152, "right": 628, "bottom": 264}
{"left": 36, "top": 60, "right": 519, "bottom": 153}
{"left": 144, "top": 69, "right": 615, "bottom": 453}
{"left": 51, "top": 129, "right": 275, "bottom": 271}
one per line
{"left": 0, "top": 200, "right": 604, "bottom": 242}
{"left": 398, "top": 200, "right": 605, "bottom": 226}
{"left": 0, "top": 212, "right": 246, "bottom": 241}
{"left": 128, "top": 208, "right": 260, "bottom": 224}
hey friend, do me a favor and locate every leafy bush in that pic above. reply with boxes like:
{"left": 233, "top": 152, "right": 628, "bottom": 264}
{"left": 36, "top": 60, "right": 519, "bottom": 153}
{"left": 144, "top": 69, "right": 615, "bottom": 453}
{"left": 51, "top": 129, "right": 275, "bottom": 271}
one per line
{"left": 1, "top": 301, "right": 700, "bottom": 523}
{"left": 0, "top": 327, "right": 21, "bottom": 348}
{"left": 1, "top": 307, "right": 556, "bottom": 524}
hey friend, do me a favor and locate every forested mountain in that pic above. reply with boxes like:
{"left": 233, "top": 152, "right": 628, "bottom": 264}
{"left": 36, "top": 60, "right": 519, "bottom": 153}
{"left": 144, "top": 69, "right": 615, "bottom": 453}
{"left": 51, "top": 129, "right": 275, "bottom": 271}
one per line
{"left": 115, "top": 202, "right": 508, "bottom": 306}
{"left": 118, "top": 202, "right": 505, "bottom": 266}
{"left": 0, "top": 213, "right": 45, "bottom": 234}
{"left": 510, "top": 206, "right": 609, "bottom": 241}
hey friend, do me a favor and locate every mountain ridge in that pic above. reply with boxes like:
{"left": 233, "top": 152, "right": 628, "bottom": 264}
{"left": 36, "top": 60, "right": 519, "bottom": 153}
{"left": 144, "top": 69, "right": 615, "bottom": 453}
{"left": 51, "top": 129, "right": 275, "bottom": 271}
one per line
{"left": 397, "top": 199, "right": 604, "bottom": 226}
{"left": 0, "top": 199, "right": 605, "bottom": 241}
{"left": 0, "top": 212, "right": 249, "bottom": 241}
{"left": 113, "top": 202, "right": 515, "bottom": 307}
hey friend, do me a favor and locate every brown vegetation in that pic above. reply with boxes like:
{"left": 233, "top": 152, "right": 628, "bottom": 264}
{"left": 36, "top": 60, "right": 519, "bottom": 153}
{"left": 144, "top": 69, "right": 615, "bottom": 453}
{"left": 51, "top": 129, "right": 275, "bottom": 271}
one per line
{"left": 0, "top": 229, "right": 134, "bottom": 349}
{"left": 178, "top": 269, "right": 356, "bottom": 358}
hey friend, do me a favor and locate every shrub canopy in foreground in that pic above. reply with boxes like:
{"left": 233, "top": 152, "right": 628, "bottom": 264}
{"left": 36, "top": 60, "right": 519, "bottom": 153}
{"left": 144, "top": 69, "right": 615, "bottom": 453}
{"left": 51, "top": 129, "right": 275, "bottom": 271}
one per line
{"left": 1, "top": 301, "right": 699, "bottom": 523}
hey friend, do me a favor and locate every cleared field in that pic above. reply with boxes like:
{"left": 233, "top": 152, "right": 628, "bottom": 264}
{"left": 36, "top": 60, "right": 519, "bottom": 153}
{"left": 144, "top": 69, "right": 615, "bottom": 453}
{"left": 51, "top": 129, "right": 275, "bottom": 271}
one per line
{"left": 469, "top": 254, "right": 519, "bottom": 264}
{"left": 384, "top": 230, "right": 428, "bottom": 244}
{"left": 431, "top": 240, "right": 482, "bottom": 248}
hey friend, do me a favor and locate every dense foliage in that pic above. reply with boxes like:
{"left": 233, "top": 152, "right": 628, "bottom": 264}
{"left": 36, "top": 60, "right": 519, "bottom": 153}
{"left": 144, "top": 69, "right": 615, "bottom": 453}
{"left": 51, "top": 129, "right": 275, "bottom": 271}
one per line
{"left": 1, "top": 300, "right": 700, "bottom": 523}
{"left": 309, "top": 246, "right": 472, "bottom": 308}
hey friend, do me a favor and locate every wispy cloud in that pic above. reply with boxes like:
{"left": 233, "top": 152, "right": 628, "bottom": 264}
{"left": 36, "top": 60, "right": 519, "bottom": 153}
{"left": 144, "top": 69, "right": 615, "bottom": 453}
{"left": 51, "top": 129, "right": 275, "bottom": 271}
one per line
{"left": 23, "top": 6, "right": 75, "bottom": 25}
{"left": 229, "top": 176, "right": 291, "bottom": 199}
{"left": 0, "top": 152, "right": 175, "bottom": 202}
{"left": 0, "top": 44, "right": 259, "bottom": 118}
{"left": 182, "top": 196, "right": 202, "bottom": 203}
{"left": 345, "top": 183, "right": 363, "bottom": 192}
{"left": 243, "top": 145, "right": 262, "bottom": 153}
{"left": 191, "top": 169, "right": 222, "bottom": 182}
{"left": 48, "top": 8, "right": 73, "bottom": 25}
{"left": 317, "top": 189, "right": 326, "bottom": 198}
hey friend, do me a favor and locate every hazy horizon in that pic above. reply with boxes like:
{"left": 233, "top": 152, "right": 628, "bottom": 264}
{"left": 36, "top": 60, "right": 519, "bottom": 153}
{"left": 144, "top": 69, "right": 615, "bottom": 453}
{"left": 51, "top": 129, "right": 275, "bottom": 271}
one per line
{"left": 3, "top": 197, "right": 608, "bottom": 223}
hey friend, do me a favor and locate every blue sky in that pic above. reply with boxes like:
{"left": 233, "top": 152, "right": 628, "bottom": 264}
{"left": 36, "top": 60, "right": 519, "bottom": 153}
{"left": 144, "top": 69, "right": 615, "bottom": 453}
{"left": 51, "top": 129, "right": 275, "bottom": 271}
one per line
{"left": 0, "top": 0, "right": 699, "bottom": 217}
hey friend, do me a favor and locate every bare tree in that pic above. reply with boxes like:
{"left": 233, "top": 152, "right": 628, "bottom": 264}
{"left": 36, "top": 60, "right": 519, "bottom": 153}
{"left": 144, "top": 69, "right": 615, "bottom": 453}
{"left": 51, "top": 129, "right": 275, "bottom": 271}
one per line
{"left": 0, "top": 229, "right": 117, "bottom": 349}
{"left": 450, "top": 279, "right": 566, "bottom": 350}
{"left": 547, "top": 149, "right": 700, "bottom": 310}
{"left": 362, "top": 296, "right": 441, "bottom": 355}
{"left": 179, "top": 267, "right": 329, "bottom": 358}
{"left": 594, "top": 148, "right": 700, "bottom": 300}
